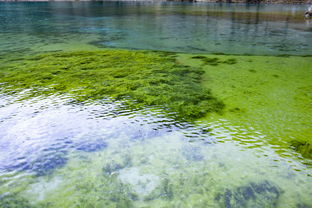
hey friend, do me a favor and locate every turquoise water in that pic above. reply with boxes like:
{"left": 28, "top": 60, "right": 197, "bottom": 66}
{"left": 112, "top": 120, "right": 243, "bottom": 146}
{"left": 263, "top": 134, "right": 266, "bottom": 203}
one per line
{"left": 0, "top": 2, "right": 312, "bottom": 208}
{"left": 0, "top": 2, "right": 311, "bottom": 55}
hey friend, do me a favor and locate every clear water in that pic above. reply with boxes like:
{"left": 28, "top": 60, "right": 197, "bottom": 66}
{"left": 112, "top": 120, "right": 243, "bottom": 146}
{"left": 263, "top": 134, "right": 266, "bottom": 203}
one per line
{"left": 0, "top": 2, "right": 312, "bottom": 55}
{"left": 0, "top": 2, "right": 312, "bottom": 208}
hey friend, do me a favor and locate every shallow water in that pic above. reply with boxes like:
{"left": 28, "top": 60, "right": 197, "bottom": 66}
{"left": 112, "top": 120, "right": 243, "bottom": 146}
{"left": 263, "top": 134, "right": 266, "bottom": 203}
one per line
{"left": 0, "top": 2, "right": 312, "bottom": 55}
{"left": 1, "top": 95, "right": 311, "bottom": 207}
{"left": 0, "top": 2, "right": 312, "bottom": 208}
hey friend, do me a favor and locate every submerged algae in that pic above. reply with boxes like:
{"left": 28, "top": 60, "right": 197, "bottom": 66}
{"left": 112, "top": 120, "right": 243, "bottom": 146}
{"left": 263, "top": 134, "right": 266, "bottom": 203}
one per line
{"left": 179, "top": 54, "right": 312, "bottom": 161}
{"left": 0, "top": 194, "right": 35, "bottom": 208}
{"left": 192, "top": 56, "right": 237, "bottom": 66}
{"left": 215, "top": 180, "right": 281, "bottom": 208}
{"left": 0, "top": 50, "right": 223, "bottom": 120}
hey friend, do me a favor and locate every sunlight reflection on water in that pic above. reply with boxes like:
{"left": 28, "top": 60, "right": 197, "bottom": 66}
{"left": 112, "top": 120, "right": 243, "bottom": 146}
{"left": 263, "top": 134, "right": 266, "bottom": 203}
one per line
{"left": 0, "top": 94, "right": 311, "bottom": 207}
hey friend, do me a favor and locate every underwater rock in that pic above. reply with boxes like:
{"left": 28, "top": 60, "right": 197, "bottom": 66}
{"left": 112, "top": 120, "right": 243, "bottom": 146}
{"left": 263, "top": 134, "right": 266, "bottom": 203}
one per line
{"left": 181, "top": 145, "right": 204, "bottom": 161}
{"left": 129, "top": 127, "right": 169, "bottom": 141}
{"left": 1, "top": 140, "right": 69, "bottom": 176}
{"left": 215, "top": 180, "right": 281, "bottom": 208}
{"left": 75, "top": 139, "right": 107, "bottom": 152}
{"left": 28, "top": 151, "right": 68, "bottom": 176}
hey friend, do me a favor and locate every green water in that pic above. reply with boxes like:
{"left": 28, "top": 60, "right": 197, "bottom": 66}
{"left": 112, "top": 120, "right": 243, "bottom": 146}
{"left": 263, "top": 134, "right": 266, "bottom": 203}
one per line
{"left": 0, "top": 2, "right": 312, "bottom": 208}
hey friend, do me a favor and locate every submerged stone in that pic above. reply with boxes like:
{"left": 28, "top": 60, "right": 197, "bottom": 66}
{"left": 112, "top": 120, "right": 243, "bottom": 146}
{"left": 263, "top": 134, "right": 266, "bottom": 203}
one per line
{"left": 75, "top": 139, "right": 107, "bottom": 152}
{"left": 215, "top": 180, "right": 281, "bottom": 208}
{"left": 2, "top": 142, "right": 69, "bottom": 176}
{"left": 29, "top": 151, "right": 68, "bottom": 176}
{"left": 129, "top": 127, "right": 170, "bottom": 141}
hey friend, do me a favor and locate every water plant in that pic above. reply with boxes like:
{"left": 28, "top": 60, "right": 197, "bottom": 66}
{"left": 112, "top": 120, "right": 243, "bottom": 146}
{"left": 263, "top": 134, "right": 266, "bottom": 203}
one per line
{"left": 290, "top": 141, "right": 312, "bottom": 160}
{"left": 191, "top": 56, "right": 237, "bottom": 66}
{"left": 215, "top": 181, "right": 281, "bottom": 208}
{"left": 0, "top": 194, "right": 35, "bottom": 208}
{"left": 0, "top": 49, "right": 224, "bottom": 120}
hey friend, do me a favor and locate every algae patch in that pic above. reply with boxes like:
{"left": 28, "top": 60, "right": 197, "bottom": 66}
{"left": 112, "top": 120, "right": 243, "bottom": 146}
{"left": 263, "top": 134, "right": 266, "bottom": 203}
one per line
{"left": 192, "top": 56, "right": 237, "bottom": 66}
{"left": 0, "top": 194, "right": 35, "bottom": 208}
{"left": 0, "top": 50, "right": 223, "bottom": 120}
{"left": 215, "top": 180, "right": 281, "bottom": 208}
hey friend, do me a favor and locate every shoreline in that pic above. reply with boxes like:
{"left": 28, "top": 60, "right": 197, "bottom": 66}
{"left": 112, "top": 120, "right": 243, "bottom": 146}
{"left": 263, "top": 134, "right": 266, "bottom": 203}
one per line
{"left": 0, "top": 0, "right": 311, "bottom": 4}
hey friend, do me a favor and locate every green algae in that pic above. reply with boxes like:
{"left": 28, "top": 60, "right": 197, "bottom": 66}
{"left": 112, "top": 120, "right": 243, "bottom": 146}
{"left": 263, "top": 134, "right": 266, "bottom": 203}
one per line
{"left": 179, "top": 54, "right": 312, "bottom": 160}
{"left": 215, "top": 181, "right": 281, "bottom": 208}
{"left": 32, "top": 175, "right": 136, "bottom": 208}
{"left": 192, "top": 56, "right": 237, "bottom": 66}
{"left": 290, "top": 141, "right": 312, "bottom": 160}
{"left": 0, "top": 49, "right": 223, "bottom": 120}
{"left": 0, "top": 194, "right": 35, "bottom": 208}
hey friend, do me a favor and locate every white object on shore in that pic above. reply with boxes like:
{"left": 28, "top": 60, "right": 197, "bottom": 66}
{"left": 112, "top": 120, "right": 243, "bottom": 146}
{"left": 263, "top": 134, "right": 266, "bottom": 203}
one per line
{"left": 305, "top": 5, "right": 312, "bottom": 18}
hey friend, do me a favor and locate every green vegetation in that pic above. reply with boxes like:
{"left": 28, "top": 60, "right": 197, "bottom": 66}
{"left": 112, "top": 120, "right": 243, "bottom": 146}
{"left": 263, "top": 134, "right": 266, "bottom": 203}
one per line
{"left": 0, "top": 50, "right": 223, "bottom": 120}
{"left": 290, "top": 141, "right": 312, "bottom": 160}
{"left": 192, "top": 56, "right": 237, "bottom": 66}
{"left": 215, "top": 181, "right": 281, "bottom": 208}
{"left": 179, "top": 54, "right": 312, "bottom": 161}
{"left": 0, "top": 194, "right": 34, "bottom": 208}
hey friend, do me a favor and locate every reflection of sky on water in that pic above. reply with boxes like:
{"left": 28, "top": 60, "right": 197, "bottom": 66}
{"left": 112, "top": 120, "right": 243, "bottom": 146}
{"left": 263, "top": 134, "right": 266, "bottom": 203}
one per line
{"left": 0, "top": 95, "right": 311, "bottom": 207}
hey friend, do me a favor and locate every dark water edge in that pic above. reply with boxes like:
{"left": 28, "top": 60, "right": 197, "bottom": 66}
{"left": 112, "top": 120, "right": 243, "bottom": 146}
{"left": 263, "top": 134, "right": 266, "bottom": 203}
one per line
{"left": 1, "top": 0, "right": 311, "bottom": 3}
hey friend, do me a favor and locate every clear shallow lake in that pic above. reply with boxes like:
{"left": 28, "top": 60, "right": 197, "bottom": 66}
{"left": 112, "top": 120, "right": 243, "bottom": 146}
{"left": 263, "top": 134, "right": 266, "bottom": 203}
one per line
{"left": 0, "top": 1, "right": 312, "bottom": 55}
{"left": 0, "top": 2, "right": 312, "bottom": 208}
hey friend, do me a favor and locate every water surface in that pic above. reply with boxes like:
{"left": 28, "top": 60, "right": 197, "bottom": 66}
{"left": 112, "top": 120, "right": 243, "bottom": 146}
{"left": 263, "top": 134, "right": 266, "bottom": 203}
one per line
{"left": 0, "top": 1, "right": 312, "bottom": 55}
{"left": 0, "top": 2, "right": 312, "bottom": 208}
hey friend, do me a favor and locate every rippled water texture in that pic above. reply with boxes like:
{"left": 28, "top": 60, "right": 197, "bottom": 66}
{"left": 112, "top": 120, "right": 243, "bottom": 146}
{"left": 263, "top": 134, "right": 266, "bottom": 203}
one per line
{"left": 1, "top": 95, "right": 311, "bottom": 207}
{"left": 0, "top": 2, "right": 312, "bottom": 208}
{"left": 0, "top": 1, "right": 312, "bottom": 55}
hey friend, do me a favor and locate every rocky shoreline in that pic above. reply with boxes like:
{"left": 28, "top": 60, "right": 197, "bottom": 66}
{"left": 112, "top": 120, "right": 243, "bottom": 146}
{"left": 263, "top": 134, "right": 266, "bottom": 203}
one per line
{"left": 1, "top": 0, "right": 311, "bottom": 3}
{"left": 194, "top": 0, "right": 311, "bottom": 3}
